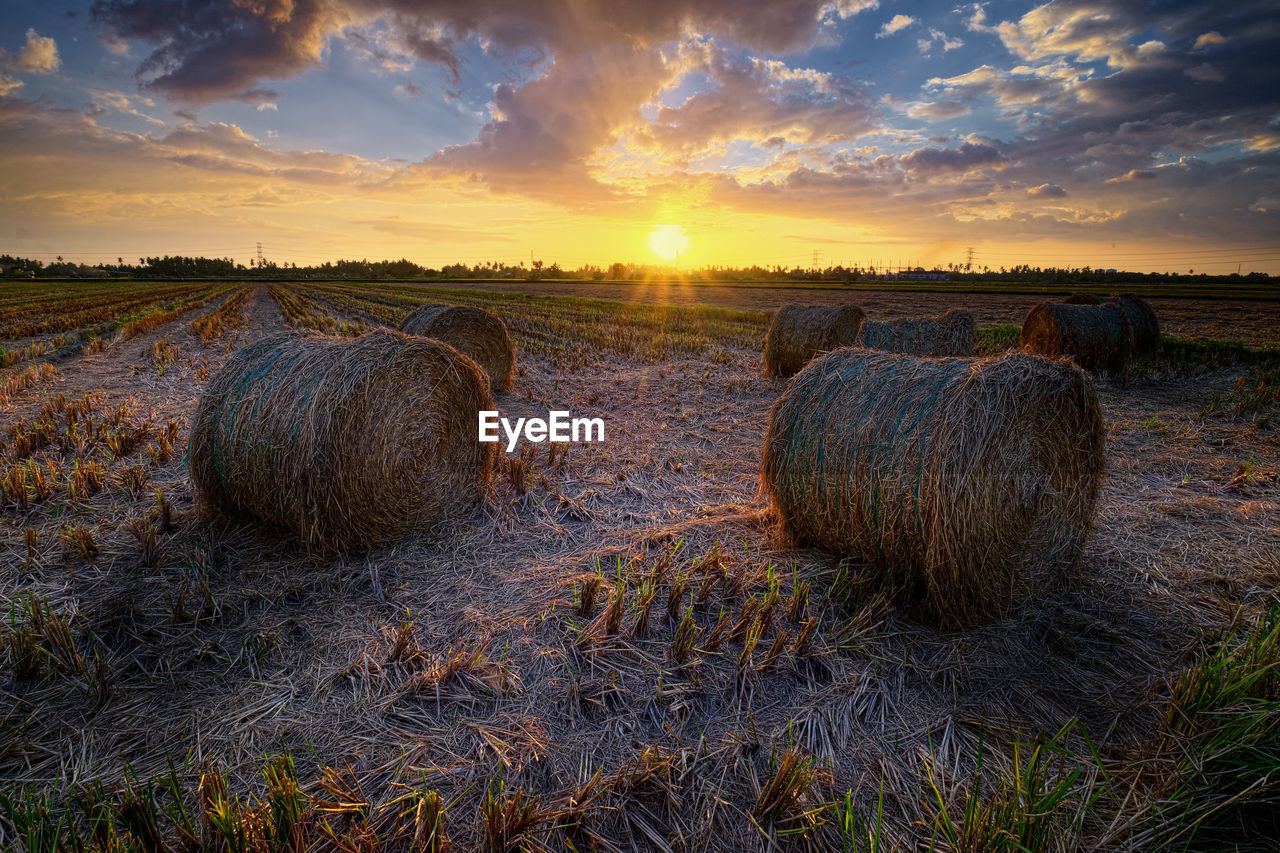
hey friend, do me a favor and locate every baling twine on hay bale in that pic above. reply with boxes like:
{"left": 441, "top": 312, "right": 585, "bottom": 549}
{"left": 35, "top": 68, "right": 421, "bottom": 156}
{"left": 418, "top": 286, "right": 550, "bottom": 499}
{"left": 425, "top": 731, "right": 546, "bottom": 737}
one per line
{"left": 400, "top": 303, "right": 516, "bottom": 392}
{"left": 761, "top": 348, "right": 1104, "bottom": 628}
{"left": 189, "top": 329, "right": 496, "bottom": 555}
{"left": 763, "top": 304, "right": 866, "bottom": 377}
{"left": 1020, "top": 301, "right": 1135, "bottom": 373}
{"left": 856, "top": 308, "right": 976, "bottom": 356}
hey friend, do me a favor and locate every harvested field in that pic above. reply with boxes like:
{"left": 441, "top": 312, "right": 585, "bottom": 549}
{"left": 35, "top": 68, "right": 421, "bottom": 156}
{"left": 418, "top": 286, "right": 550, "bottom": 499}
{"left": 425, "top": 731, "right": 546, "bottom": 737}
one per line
{"left": 404, "top": 279, "right": 1280, "bottom": 347}
{"left": 1, "top": 280, "right": 1278, "bottom": 850}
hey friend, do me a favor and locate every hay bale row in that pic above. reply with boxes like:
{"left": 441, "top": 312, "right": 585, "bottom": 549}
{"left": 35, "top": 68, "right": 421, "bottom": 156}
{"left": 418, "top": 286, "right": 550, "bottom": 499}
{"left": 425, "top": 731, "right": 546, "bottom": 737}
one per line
{"left": 188, "top": 329, "right": 496, "bottom": 555}
{"left": 401, "top": 303, "right": 515, "bottom": 392}
{"left": 856, "top": 309, "right": 976, "bottom": 357}
{"left": 761, "top": 348, "right": 1104, "bottom": 627}
{"left": 1020, "top": 302, "right": 1135, "bottom": 372}
{"left": 763, "top": 304, "right": 865, "bottom": 377}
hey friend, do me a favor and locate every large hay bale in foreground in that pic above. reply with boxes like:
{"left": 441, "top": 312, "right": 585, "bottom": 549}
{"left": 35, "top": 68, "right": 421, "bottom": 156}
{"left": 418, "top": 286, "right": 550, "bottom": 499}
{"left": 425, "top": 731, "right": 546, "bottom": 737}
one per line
{"left": 400, "top": 304, "right": 515, "bottom": 392}
{"left": 856, "top": 309, "right": 976, "bottom": 356}
{"left": 1105, "top": 294, "right": 1159, "bottom": 356}
{"left": 763, "top": 304, "right": 866, "bottom": 377}
{"left": 189, "top": 329, "right": 496, "bottom": 555}
{"left": 1020, "top": 302, "right": 1134, "bottom": 372}
{"left": 761, "top": 349, "right": 1104, "bottom": 627}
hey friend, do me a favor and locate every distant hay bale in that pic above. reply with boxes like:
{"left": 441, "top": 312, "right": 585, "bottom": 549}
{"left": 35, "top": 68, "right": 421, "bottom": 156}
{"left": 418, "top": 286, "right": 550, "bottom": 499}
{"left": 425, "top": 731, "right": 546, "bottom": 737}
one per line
{"left": 1105, "top": 294, "right": 1160, "bottom": 356}
{"left": 189, "top": 329, "right": 496, "bottom": 555}
{"left": 400, "top": 304, "right": 515, "bottom": 392}
{"left": 761, "top": 349, "right": 1104, "bottom": 627}
{"left": 1019, "top": 301, "right": 1135, "bottom": 372}
{"left": 1063, "top": 293, "right": 1101, "bottom": 305}
{"left": 856, "top": 309, "right": 976, "bottom": 356}
{"left": 763, "top": 304, "right": 866, "bottom": 377}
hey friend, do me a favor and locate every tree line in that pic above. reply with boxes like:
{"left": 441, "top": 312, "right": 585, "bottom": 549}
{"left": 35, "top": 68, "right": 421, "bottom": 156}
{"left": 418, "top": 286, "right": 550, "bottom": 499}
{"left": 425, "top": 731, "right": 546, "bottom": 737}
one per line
{"left": 0, "top": 253, "right": 1273, "bottom": 284}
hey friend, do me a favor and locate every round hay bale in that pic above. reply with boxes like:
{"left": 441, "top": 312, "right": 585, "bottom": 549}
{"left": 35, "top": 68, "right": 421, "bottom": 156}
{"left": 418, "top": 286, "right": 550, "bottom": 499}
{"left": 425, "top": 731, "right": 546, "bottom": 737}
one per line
{"left": 763, "top": 304, "right": 865, "bottom": 377}
{"left": 400, "top": 304, "right": 515, "bottom": 392}
{"left": 761, "top": 349, "right": 1104, "bottom": 627}
{"left": 1019, "top": 301, "right": 1134, "bottom": 372}
{"left": 189, "top": 329, "right": 496, "bottom": 555}
{"left": 1063, "top": 293, "right": 1101, "bottom": 305}
{"left": 856, "top": 308, "right": 976, "bottom": 356}
{"left": 1105, "top": 294, "right": 1159, "bottom": 356}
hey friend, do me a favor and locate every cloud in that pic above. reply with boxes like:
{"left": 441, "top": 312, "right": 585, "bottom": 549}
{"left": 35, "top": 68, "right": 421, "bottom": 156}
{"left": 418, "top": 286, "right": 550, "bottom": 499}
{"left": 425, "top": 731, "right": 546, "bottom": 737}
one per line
{"left": 900, "top": 140, "right": 1006, "bottom": 171}
{"left": 995, "top": 1, "right": 1151, "bottom": 69}
{"left": 236, "top": 87, "right": 280, "bottom": 105}
{"left": 917, "top": 27, "right": 964, "bottom": 53}
{"left": 963, "top": 3, "right": 998, "bottom": 34}
{"left": 1193, "top": 31, "right": 1228, "bottom": 50}
{"left": 632, "top": 44, "right": 879, "bottom": 162}
{"left": 90, "top": 0, "right": 875, "bottom": 105}
{"left": 91, "top": 0, "right": 350, "bottom": 105}
{"left": 905, "top": 100, "right": 971, "bottom": 121}
{"left": 1106, "top": 169, "right": 1156, "bottom": 183}
{"left": 256, "top": 101, "right": 278, "bottom": 111}
{"left": 1184, "top": 62, "right": 1225, "bottom": 82}
{"left": 85, "top": 87, "right": 165, "bottom": 124}
{"left": 9, "top": 29, "right": 61, "bottom": 74}
{"left": 876, "top": 14, "right": 915, "bottom": 38}
{"left": 0, "top": 74, "right": 22, "bottom": 96}
{"left": 1027, "top": 183, "right": 1067, "bottom": 197}
{"left": 98, "top": 28, "right": 130, "bottom": 56}
{"left": 356, "top": 217, "right": 511, "bottom": 241}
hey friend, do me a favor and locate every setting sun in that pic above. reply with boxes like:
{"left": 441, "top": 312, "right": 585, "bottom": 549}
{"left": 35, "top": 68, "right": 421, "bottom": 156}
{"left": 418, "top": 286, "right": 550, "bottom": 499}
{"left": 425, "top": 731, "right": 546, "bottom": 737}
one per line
{"left": 647, "top": 225, "right": 690, "bottom": 262}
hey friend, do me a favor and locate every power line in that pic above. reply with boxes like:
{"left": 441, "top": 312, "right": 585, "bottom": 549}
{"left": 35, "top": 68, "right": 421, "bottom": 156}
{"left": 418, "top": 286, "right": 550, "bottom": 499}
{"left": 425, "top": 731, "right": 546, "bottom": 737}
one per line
{"left": 973, "top": 245, "right": 1280, "bottom": 259}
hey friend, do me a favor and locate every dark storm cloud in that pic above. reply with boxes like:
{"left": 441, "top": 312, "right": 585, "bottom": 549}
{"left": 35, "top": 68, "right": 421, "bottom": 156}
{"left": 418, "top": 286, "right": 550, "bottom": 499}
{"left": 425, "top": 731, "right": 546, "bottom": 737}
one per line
{"left": 900, "top": 141, "right": 1007, "bottom": 172}
{"left": 90, "top": 0, "right": 346, "bottom": 105}
{"left": 89, "top": 0, "right": 868, "bottom": 104}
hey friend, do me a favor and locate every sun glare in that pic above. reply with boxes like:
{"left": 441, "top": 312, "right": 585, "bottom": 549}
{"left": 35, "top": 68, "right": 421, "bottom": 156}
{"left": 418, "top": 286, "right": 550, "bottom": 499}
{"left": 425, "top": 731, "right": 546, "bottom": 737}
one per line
{"left": 647, "top": 224, "right": 690, "bottom": 262}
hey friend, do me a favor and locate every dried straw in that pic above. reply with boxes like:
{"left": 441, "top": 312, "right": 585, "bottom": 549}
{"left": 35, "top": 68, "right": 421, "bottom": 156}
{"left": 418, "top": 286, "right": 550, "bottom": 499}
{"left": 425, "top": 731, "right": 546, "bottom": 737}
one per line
{"left": 856, "top": 309, "right": 975, "bottom": 356}
{"left": 760, "top": 349, "right": 1104, "bottom": 627}
{"left": 188, "top": 329, "right": 496, "bottom": 555}
{"left": 1106, "top": 294, "right": 1160, "bottom": 356}
{"left": 762, "top": 304, "right": 865, "bottom": 377}
{"left": 1019, "top": 301, "right": 1135, "bottom": 373}
{"left": 401, "top": 304, "right": 516, "bottom": 392}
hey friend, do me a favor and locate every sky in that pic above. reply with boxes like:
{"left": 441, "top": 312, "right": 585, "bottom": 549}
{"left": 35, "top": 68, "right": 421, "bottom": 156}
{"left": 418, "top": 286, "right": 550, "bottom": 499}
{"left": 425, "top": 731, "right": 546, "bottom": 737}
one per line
{"left": 0, "top": 0, "right": 1277, "bottom": 273}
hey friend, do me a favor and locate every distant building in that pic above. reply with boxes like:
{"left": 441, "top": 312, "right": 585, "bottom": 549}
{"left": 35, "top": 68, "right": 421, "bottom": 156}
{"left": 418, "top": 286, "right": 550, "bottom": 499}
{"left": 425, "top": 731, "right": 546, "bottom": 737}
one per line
{"left": 884, "top": 268, "right": 950, "bottom": 281}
